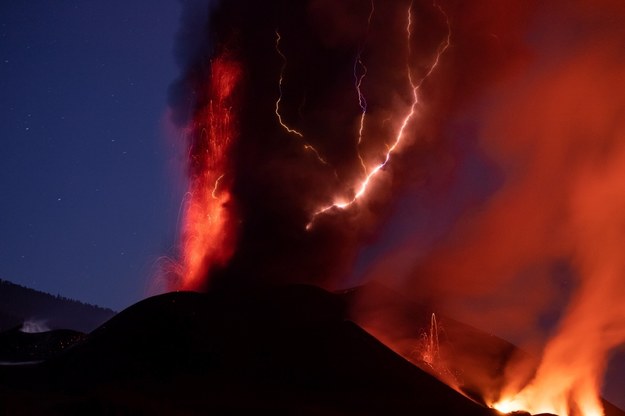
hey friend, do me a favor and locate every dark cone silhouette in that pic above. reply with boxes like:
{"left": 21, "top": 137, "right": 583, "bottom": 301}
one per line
{"left": 0, "top": 284, "right": 623, "bottom": 416}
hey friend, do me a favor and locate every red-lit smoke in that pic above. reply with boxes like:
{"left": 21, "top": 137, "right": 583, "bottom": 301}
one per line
{"left": 358, "top": 1, "right": 625, "bottom": 414}
{"left": 167, "top": 0, "right": 625, "bottom": 414}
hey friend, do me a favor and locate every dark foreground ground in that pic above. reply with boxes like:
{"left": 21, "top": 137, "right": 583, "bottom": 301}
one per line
{"left": 0, "top": 279, "right": 115, "bottom": 333}
{"left": 0, "top": 284, "right": 622, "bottom": 416}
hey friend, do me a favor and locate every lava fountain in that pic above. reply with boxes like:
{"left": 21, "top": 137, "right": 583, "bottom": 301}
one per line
{"left": 178, "top": 52, "right": 242, "bottom": 290}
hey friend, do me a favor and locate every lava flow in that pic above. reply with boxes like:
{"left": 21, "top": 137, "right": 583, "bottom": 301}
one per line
{"left": 178, "top": 53, "right": 241, "bottom": 290}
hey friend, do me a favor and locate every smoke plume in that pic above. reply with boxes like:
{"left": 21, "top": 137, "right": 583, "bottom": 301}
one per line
{"left": 167, "top": 0, "right": 625, "bottom": 414}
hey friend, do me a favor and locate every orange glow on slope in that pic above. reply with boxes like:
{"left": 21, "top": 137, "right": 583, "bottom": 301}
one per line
{"left": 493, "top": 311, "right": 609, "bottom": 415}
{"left": 492, "top": 171, "right": 625, "bottom": 416}
{"left": 493, "top": 378, "right": 604, "bottom": 416}
{"left": 307, "top": 2, "right": 451, "bottom": 229}
{"left": 493, "top": 388, "right": 604, "bottom": 416}
{"left": 179, "top": 54, "right": 241, "bottom": 290}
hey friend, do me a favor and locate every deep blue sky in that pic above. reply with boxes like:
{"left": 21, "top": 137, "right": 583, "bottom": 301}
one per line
{"left": 0, "top": 1, "right": 185, "bottom": 311}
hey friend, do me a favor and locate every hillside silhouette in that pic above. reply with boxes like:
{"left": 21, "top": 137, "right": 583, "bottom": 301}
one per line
{"left": 1, "top": 284, "right": 623, "bottom": 415}
{"left": 0, "top": 279, "right": 115, "bottom": 333}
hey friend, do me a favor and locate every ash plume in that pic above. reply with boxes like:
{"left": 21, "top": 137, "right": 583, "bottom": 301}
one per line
{"left": 168, "top": 0, "right": 467, "bottom": 291}
{"left": 167, "top": 0, "right": 625, "bottom": 414}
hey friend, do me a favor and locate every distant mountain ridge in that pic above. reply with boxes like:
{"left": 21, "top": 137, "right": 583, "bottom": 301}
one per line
{"left": 0, "top": 279, "right": 116, "bottom": 333}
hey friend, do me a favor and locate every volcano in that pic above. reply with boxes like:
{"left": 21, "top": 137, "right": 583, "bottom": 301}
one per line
{"left": 0, "top": 284, "right": 622, "bottom": 416}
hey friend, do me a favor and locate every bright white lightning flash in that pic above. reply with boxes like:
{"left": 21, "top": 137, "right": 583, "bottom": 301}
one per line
{"left": 307, "top": 2, "right": 451, "bottom": 229}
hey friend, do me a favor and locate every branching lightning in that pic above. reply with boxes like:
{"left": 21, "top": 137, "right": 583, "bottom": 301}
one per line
{"left": 307, "top": 2, "right": 451, "bottom": 229}
{"left": 354, "top": 0, "right": 376, "bottom": 174}
{"left": 354, "top": 58, "right": 368, "bottom": 173}
{"left": 274, "top": 30, "right": 328, "bottom": 165}
{"left": 275, "top": 31, "right": 304, "bottom": 138}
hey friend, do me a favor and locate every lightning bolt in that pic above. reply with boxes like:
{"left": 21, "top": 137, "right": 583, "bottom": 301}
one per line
{"left": 354, "top": 0, "right": 375, "bottom": 174}
{"left": 275, "top": 30, "right": 328, "bottom": 165}
{"left": 307, "top": 2, "right": 451, "bottom": 229}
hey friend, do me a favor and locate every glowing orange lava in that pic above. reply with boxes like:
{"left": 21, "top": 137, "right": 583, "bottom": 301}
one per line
{"left": 179, "top": 53, "right": 241, "bottom": 290}
{"left": 493, "top": 385, "right": 604, "bottom": 416}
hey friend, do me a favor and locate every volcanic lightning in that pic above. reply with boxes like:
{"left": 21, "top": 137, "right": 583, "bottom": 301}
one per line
{"left": 165, "top": 1, "right": 625, "bottom": 414}
{"left": 354, "top": 0, "right": 375, "bottom": 174}
{"left": 307, "top": 2, "right": 451, "bottom": 229}
{"left": 274, "top": 30, "right": 328, "bottom": 165}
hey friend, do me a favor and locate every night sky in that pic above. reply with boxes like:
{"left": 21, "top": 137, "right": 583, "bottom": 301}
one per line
{"left": 0, "top": 1, "right": 184, "bottom": 311}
